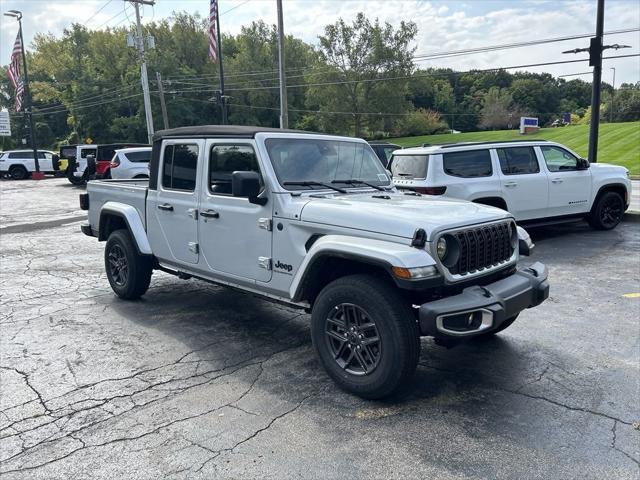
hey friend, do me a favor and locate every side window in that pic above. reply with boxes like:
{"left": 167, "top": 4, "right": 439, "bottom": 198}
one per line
{"left": 125, "top": 151, "right": 151, "bottom": 163}
{"left": 541, "top": 146, "right": 579, "bottom": 172}
{"left": 80, "top": 149, "right": 95, "bottom": 159}
{"left": 497, "top": 147, "right": 540, "bottom": 175}
{"left": 443, "top": 150, "right": 492, "bottom": 178}
{"left": 8, "top": 152, "right": 30, "bottom": 159}
{"left": 209, "top": 144, "right": 261, "bottom": 195}
{"left": 162, "top": 144, "right": 199, "bottom": 191}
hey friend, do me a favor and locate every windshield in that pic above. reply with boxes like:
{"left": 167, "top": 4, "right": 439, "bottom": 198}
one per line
{"left": 265, "top": 138, "right": 391, "bottom": 190}
{"left": 390, "top": 154, "right": 429, "bottom": 180}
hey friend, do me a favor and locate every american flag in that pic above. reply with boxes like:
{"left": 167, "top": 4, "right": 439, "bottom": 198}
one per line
{"left": 208, "top": 0, "right": 219, "bottom": 63}
{"left": 7, "top": 29, "right": 24, "bottom": 112}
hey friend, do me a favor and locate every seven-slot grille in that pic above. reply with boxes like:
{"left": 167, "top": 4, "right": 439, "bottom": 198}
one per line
{"left": 447, "top": 221, "right": 515, "bottom": 275}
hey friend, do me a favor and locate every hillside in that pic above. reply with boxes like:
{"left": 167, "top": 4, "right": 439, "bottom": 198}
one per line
{"left": 389, "top": 121, "right": 640, "bottom": 175}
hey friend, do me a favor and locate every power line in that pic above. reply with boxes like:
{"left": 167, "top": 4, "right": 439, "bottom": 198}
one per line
{"left": 83, "top": 0, "right": 115, "bottom": 25}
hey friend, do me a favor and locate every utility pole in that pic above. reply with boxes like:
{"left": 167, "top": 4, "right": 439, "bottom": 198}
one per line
{"left": 276, "top": 0, "right": 288, "bottom": 129}
{"left": 562, "top": 0, "right": 630, "bottom": 163}
{"left": 4, "top": 10, "right": 40, "bottom": 176}
{"left": 588, "top": 0, "right": 605, "bottom": 163}
{"left": 156, "top": 72, "right": 169, "bottom": 130}
{"left": 128, "top": 0, "right": 155, "bottom": 143}
{"left": 610, "top": 67, "right": 616, "bottom": 123}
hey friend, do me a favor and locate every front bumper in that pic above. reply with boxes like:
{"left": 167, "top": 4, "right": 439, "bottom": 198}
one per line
{"left": 419, "top": 262, "right": 549, "bottom": 337}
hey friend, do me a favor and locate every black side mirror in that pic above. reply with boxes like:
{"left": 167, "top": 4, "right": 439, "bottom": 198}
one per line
{"left": 232, "top": 171, "right": 266, "bottom": 205}
{"left": 577, "top": 158, "right": 590, "bottom": 170}
{"left": 86, "top": 154, "right": 96, "bottom": 178}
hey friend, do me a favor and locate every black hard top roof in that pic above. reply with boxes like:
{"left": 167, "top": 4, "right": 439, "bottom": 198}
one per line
{"left": 153, "top": 125, "right": 316, "bottom": 141}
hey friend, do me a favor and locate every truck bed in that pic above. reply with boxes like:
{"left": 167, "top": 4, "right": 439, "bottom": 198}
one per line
{"left": 86, "top": 179, "right": 149, "bottom": 233}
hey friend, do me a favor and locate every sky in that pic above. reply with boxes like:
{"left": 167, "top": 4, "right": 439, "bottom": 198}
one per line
{"left": 1, "top": 0, "right": 639, "bottom": 85}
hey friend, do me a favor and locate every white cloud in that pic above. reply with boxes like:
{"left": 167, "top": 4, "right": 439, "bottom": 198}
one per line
{"left": 1, "top": 0, "right": 638, "bottom": 83}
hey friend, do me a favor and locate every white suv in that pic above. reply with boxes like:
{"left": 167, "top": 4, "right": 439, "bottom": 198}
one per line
{"left": 0, "top": 150, "right": 60, "bottom": 179}
{"left": 109, "top": 147, "right": 152, "bottom": 179}
{"left": 390, "top": 140, "right": 631, "bottom": 230}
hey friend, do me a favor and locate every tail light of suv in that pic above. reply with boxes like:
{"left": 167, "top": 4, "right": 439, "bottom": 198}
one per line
{"left": 413, "top": 186, "right": 447, "bottom": 195}
{"left": 110, "top": 157, "right": 121, "bottom": 168}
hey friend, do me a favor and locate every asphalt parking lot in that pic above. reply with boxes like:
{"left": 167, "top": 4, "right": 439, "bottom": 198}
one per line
{"left": 1, "top": 177, "right": 638, "bottom": 479}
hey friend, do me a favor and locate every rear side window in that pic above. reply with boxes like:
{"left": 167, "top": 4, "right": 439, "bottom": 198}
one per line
{"left": 162, "top": 144, "right": 199, "bottom": 191}
{"left": 497, "top": 147, "right": 540, "bottom": 175}
{"left": 209, "top": 144, "right": 261, "bottom": 195}
{"left": 124, "top": 151, "right": 151, "bottom": 163}
{"left": 443, "top": 150, "right": 492, "bottom": 178}
{"left": 390, "top": 155, "right": 429, "bottom": 180}
{"left": 80, "top": 149, "right": 96, "bottom": 158}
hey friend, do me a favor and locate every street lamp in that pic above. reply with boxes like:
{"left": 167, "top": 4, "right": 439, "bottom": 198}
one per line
{"left": 4, "top": 9, "right": 41, "bottom": 177}
{"left": 610, "top": 67, "right": 616, "bottom": 123}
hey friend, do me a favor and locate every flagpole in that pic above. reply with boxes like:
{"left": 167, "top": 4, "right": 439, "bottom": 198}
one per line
{"left": 215, "top": 2, "right": 227, "bottom": 125}
{"left": 5, "top": 11, "right": 39, "bottom": 174}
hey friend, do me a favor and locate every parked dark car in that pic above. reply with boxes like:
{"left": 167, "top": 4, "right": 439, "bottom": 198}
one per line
{"left": 368, "top": 142, "right": 401, "bottom": 168}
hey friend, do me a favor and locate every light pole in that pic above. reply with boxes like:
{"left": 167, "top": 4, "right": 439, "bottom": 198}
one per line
{"left": 4, "top": 9, "right": 41, "bottom": 177}
{"left": 610, "top": 67, "right": 616, "bottom": 123}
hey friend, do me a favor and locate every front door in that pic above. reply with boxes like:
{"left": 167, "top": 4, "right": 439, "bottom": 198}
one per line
{"left": 538, "top": 145, "right": 592, "bottom": 217}
{"left": 147, "top": 141, "right": 202, "bottom": 265}
{"left": 494, "top": 146, "right": 549, "bottom": 221}
{"left": 198, "top": 140, "right": 272, "bottom": 283}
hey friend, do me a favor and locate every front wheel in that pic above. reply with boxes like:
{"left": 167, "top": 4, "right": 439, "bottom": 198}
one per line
{"left": 105, "top": 229, "right": 152, "bottom": 299}
{"left": 588, "top": 191, "right": 624, "bottom": 230}
{"left": 311, "top": 274, "right": 420, "bottom": 399}
{"left": 9, "top": 166, "right": 28, "bottom": 180}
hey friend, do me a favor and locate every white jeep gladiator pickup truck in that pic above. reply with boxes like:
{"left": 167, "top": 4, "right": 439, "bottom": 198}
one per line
{"left": 391, "top": 140, "right": 632, "bottom": 230}
{"left": 80, "top": 126, "right": 549, "bottom": 398}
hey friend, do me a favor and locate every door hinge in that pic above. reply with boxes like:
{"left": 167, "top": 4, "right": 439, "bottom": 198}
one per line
{"left": 258, "top": 218, "right": 272, "bottom": 231}
{"left": 258, "top": 256, "right": 272, "bottom": 270}
{"left": 188, "top": 242, "right": 199, "bottom": 254}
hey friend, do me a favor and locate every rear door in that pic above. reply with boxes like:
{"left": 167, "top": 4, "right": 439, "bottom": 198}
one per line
{"left": 495, "top": 146, "right": 549, "bottom": 221}
{"left": 146, "top": 140, "right": 203, "bottom": 265}
{"left": 197, "top": 140, "right": 272, "bottom": 282}
{"left": 538, "top": 145, "right": 591, "bottom": 216}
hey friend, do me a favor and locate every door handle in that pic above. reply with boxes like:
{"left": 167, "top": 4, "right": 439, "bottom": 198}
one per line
{"left": 200, "top": 209, "right": 219, "bottom": 219}
{"left": 157, "top": 203, "right": 174, "bottom": 211}
{"left": 504, "top": 182, "right": 518, "bottom": 188}
{"left": 551, "top": 178, "right": 563, "bottom": 184}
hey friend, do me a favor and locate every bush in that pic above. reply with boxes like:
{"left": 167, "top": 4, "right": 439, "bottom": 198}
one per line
{"left": 395, "top": 109, "right": 448, "bottom": 137}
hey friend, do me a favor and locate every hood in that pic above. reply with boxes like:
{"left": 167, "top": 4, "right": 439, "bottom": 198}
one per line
{"left": 589, "top": 162, "right": 629, "bottom": 174}
{"left": 299, "top": 191, "right": 512, "bottom": 240}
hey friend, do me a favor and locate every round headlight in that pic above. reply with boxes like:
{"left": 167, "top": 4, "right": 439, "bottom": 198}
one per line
{"left": 437, "top": 237, "right": 447, "bottom": 260}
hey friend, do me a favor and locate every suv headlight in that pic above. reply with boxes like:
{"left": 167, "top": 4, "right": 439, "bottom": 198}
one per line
{"left": 437, "top": 237, "right": 447, "bottom": 260}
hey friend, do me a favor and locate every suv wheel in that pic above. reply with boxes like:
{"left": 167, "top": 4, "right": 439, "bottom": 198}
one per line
{"left": 9, "top": 165, "right": 28, "bottom": 180}
{"left": 311, "top": 274, "right": 420, "bottom": 399}
{"left": 105, "top": 229, "right": 152, "bottom": 299}
{"left": 588, "top": 191, "right": 624, "bottom": 230}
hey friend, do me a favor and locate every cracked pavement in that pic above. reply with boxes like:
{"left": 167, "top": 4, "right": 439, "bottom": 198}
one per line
{"left": 1, "top": 177, "right": 639, "bottom": 479}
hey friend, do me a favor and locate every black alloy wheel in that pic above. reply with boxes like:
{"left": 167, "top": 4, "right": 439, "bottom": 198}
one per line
{"left": 325, "top": 303, "right": 381, "bottom": 376}
{"left": 599, "top": 193, "right": 624, "bottom": 229}
{"left": 107, "top": 243, "right": 129, "bottom": 286}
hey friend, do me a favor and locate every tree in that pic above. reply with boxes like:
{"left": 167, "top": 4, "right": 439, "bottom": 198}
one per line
{"left": 479, "top": 87, "right": 525, "bottom": 130}
{"left": 310, "top": 13, "right": 417, "bottom": 137}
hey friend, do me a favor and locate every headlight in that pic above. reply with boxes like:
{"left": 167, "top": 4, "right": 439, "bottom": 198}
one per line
{"left": 437, "top": 237, "right": 447, "bottom": 260}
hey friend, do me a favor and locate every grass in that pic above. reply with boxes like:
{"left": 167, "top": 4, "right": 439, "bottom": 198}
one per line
{"left": 389, "top": 121, "right": 640, "bottom": 175}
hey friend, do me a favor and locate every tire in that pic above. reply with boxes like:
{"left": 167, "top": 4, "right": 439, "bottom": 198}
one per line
{"left": 311, "top": 274, "right": 420, "bottom": 399}
{"left": 588, "top": 191, "right": 625, "bottom": 230}
{"left": 68, "top": 172, "right": 86, "bottom": 186}
{"left": 104, "top": 229, "right": 152, "bottom": 299}
{"left": 9, "top": 165, "right": 28, "bottom": 180}
{"left": 475, "top": 314, "right": 519, "bottom": 338}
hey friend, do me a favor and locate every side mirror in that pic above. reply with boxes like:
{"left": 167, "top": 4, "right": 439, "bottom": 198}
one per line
{"left": 86, "top": 154, "right": 96, "bottom": 178}
{"left": 232, "top": 171, "right": 266, "bottom": 205}
{"left": 577, "top": 158, "right": 590, "bottom": 170}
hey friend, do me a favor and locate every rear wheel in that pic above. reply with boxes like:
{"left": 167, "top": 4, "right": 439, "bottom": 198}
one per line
{"left": 68, "top": 172, "right": 86, "bottom": 186}
{"left": 105, "top": 229, "right": 152, "bottom": 299}
{"left": 311, "top": 274, "right": 420, "bottom": 399}
{"left": 9, "top": 165, "right": 28, "bottom": 180}
{"left": 588, "top": 191, "right": 624, "bottom": 230}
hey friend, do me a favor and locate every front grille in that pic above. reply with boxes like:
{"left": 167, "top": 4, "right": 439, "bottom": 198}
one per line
{"left": 447, "top": 221, "right": 515, "bottom": 276}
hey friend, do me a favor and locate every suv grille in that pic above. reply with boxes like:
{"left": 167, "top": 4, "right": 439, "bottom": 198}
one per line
{"left": 447, "top": 221, "right": 515, "bottom": 276}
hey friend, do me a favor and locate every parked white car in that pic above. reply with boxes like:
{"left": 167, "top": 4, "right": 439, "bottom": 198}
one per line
{"left": 390, "top": 140, "right": 632, "bottom": 230}
{"left": 0, "top": 149, "right": 60, "bottom": 179}
{"left": 109, "top": 147, "right": 152, "bottom": 179}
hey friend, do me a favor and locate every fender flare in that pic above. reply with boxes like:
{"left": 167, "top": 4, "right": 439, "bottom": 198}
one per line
{"left": 289, "top": 235, "right": 437, "bottom": 300}
{"left": 98, "top": 202, "right": 152, "bottom": 255}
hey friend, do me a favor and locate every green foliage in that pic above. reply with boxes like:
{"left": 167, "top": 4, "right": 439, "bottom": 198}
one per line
{"left": 395, "top": 109, "right": 448, "bottom": 137}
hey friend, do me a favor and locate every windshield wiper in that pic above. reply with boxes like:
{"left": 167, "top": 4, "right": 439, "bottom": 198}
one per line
{"left": 331, "top": 179, "right": 386, "bottom": 191}
{"left": 283, "top": 181, "right": 347, "bottom": 194}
